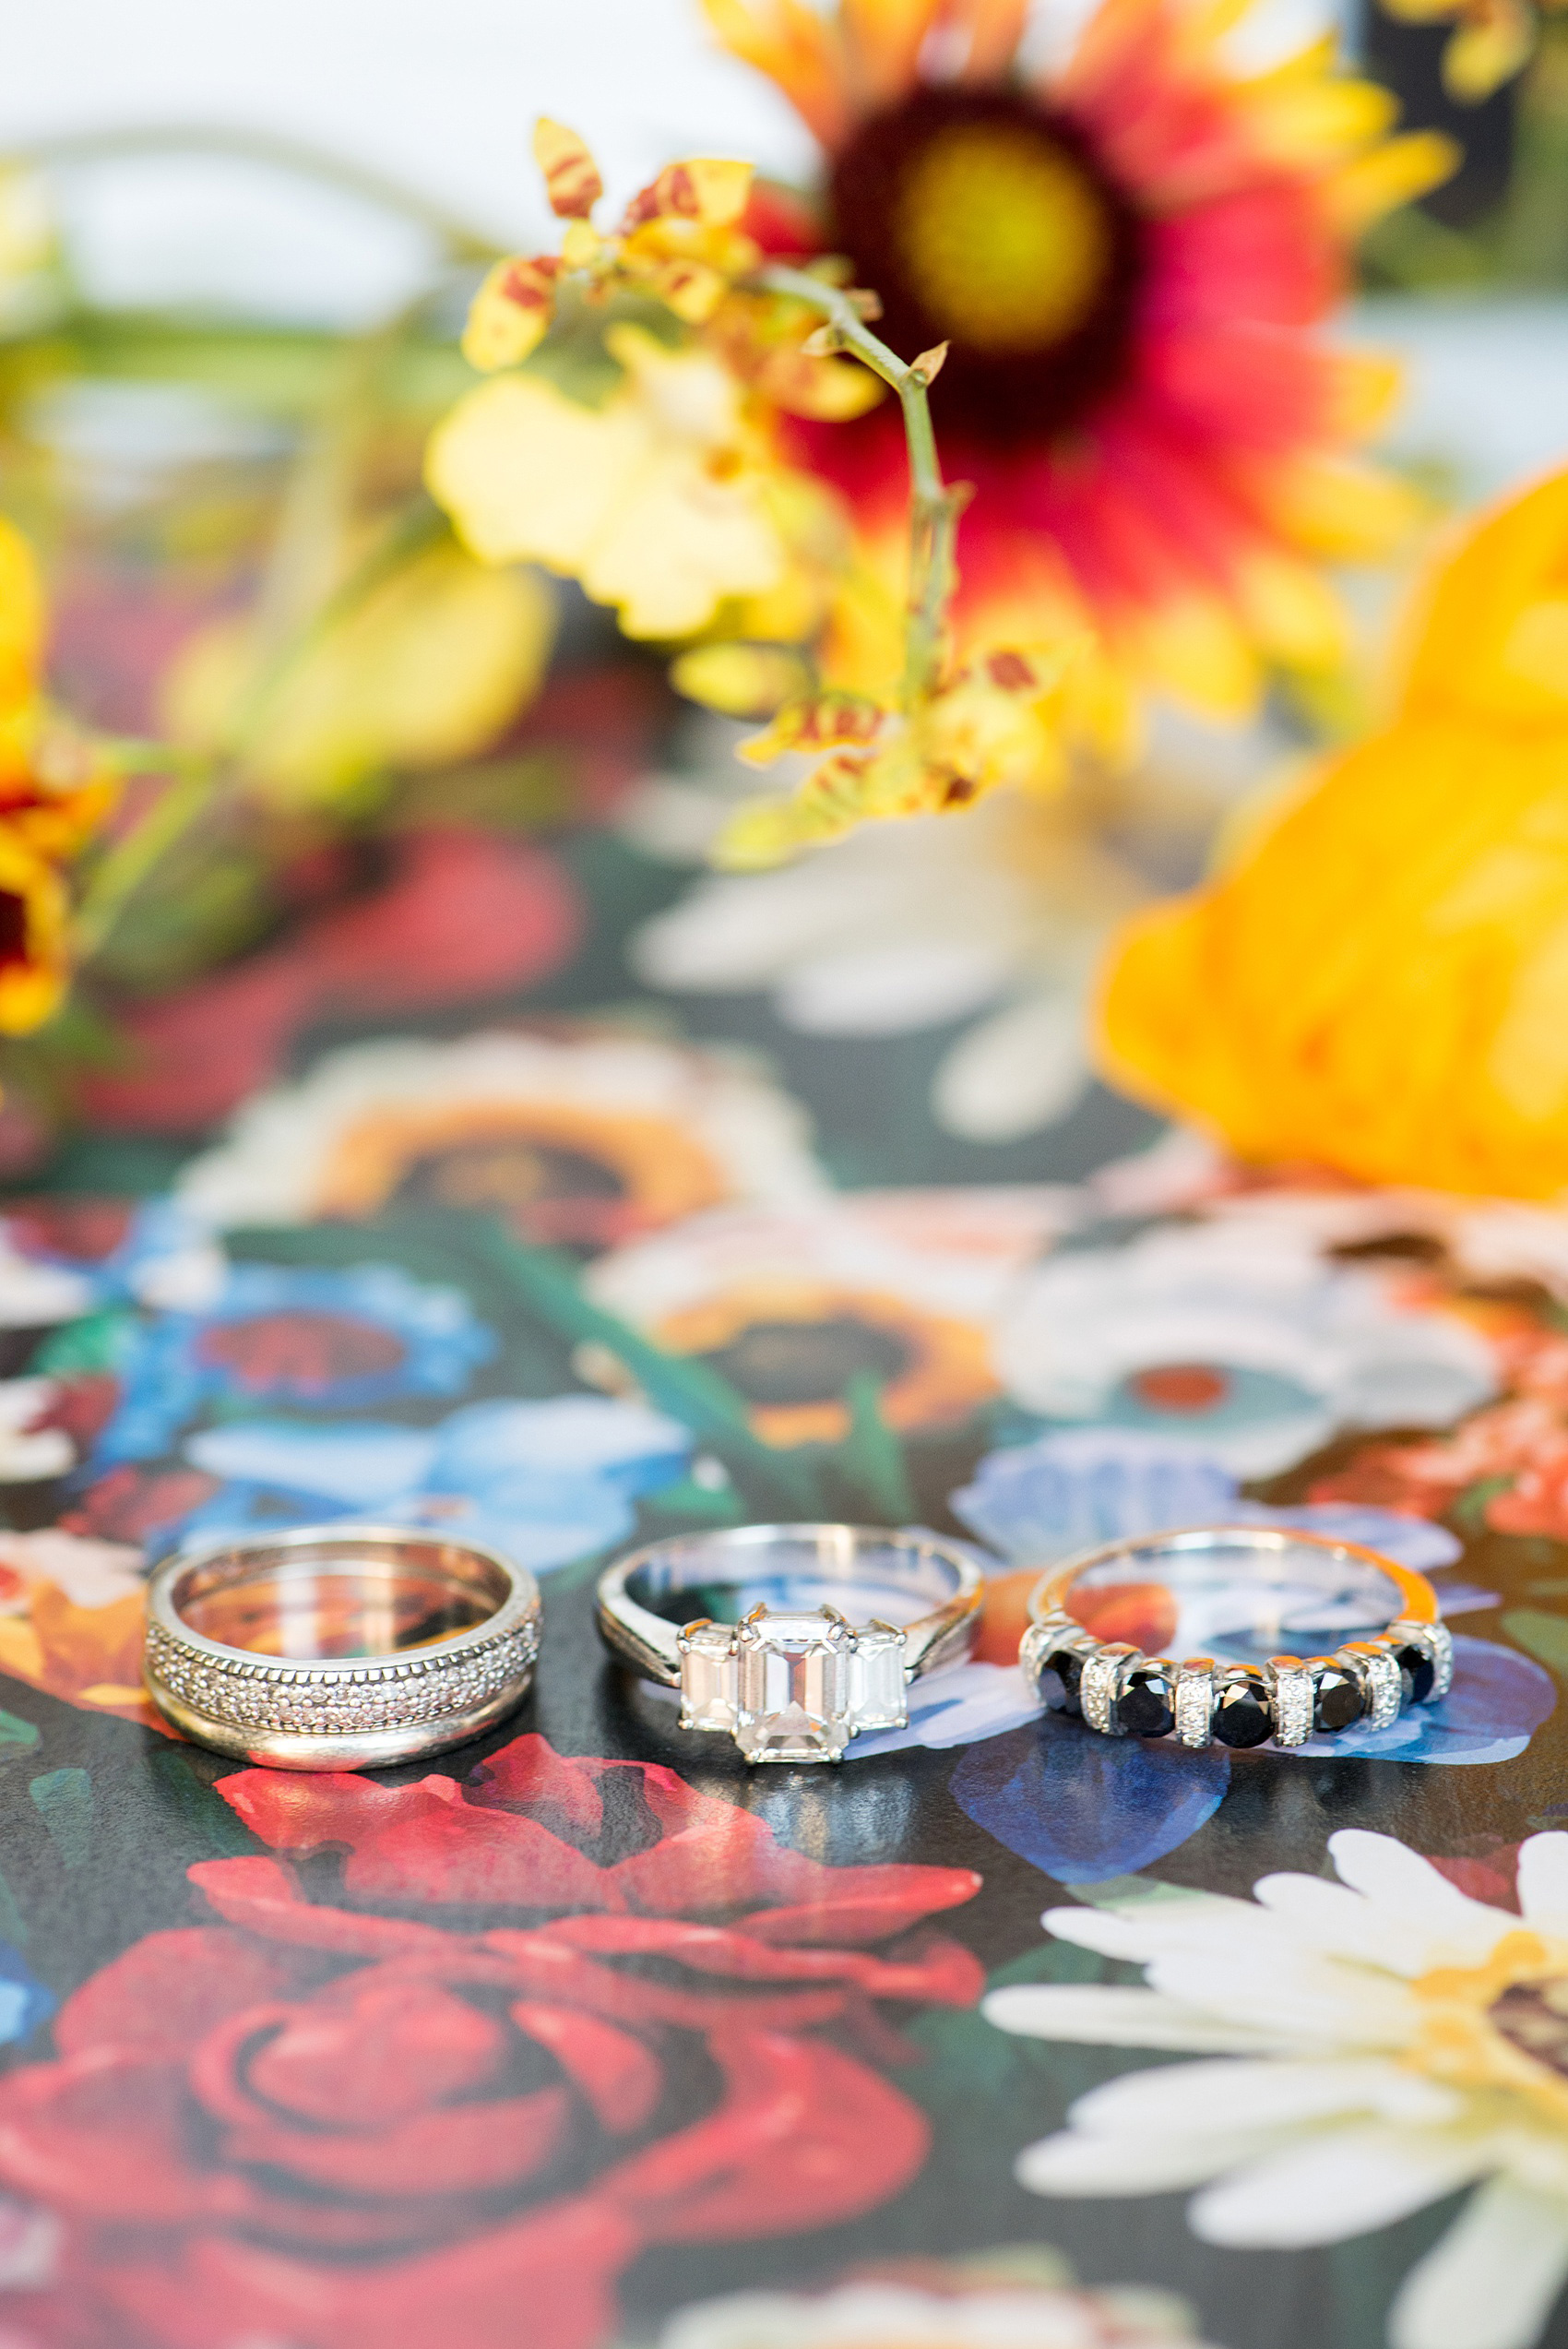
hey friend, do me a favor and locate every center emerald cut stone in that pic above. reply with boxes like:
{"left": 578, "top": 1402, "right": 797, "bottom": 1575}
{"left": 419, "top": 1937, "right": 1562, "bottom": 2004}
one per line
{"left": 676, "top": 1604, "right": 909, "bottom": 1763}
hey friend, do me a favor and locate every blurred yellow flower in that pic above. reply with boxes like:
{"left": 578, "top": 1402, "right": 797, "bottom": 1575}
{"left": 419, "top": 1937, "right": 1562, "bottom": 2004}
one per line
{"left": 0, "top": 513, "right": 119, "bottom": 1036}
{"left": 1379, "top": 0, "right": 1561, "bottom": 100}
{"left": 430, "top": 329, "right": 787, "bottom": 641}
{"left": 161, "top": 539, "right": 554, "bottom": 808}
{"left": 0, "top": 828, "right": 68, "bottom": 1035}
{"left": 1098, "top": 465, "right": 1568, "bottom": 1200}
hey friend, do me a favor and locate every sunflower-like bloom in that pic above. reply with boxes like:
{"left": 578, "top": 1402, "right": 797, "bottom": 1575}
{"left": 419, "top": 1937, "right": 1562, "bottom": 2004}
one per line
{"left": 705, "top": 0, "right": 1455, "bottom": 725}
{"left": 0, "top": 518, "right": 116, "bottom": 1035}
{"left": 428, "top": 124, "right": 863, "bottom": 643}
{"left": 1098, "top": 464, "right": 1568, "bottom": 1200}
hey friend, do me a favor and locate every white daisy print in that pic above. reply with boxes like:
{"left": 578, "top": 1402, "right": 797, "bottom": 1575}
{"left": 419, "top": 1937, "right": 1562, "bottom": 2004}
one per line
{"left": 175, "top": 1028, "right": 826, "bottom": 1246}
{"left": 984, "top": 1830, "right": 1568, "bottom": 2349}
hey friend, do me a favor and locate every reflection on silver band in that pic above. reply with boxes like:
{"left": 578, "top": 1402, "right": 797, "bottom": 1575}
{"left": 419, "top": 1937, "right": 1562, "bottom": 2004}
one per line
{"left": 143, "top": 1525, "right": 541, "bottom": 1771}
{"left": 597, "top": 1522, "right": 985, "bottom": 1765}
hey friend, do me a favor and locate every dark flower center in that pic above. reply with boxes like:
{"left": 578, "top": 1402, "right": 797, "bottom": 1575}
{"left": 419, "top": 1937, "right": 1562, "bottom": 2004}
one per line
{"left": 696, "top": 1316, "right": 912, "bottom": 1406}
{"left": 828, "top": 85, "right": 1144, "bottom": 446}
{"left": 392, "top": 1139, "right": 625, "bottom": 1215}
{"left": 196, "top": 1310, "right": 407, "bottom": 1391}
{"left": 1491, "top": 1978, "right": 1568, "bottom": 2081}
{"left": 0, "top": 889, "right": 30, "bottom": 975}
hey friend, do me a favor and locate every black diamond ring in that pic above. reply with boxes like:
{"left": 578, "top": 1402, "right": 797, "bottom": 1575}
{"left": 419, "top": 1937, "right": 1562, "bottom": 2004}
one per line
{"left": 1019, "top": 1524, "right": 1452, "bottom": 1751}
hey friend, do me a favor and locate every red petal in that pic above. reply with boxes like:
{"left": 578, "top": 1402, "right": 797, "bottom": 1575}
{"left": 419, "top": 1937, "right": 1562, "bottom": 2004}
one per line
{"left": 613, "top": 2025, "right": 931, "bottom": 2237}
{"left": 100, "top": 2193, "right": 641, "bottom": 2349}
{"left": 189, "top": 1857, "right": 454, "bottom": 1961}
{"left": 468, "top": 1735, "right": 607, "bottom": 1835}
{"left": 222, "top": 2084, "right": 572, "bottom": 2199}
{"left": 244, "top": 1978, "right": 507, "bottom": 2126}
{"left": 55, "top": 1926, "right": 310, "bottom": 2061}
{"left": 510, "top": 2003, "right": 662, "bottom": 2133}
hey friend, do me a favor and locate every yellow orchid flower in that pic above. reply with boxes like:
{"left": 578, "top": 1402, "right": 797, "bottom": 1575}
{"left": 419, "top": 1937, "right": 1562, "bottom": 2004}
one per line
{"left": 716, "top": 643, "right": 1080, "bottom": 864}
{"left": 430, "top": 328, "right": 788, "bottom": 642}
{"left": 1098, "top": 464, "right": 1568, "bottom": 1200}
{"left": 429, "top": 120, "right": 861, "bottom": 648}
{"left": 161, "top": 539, "right": 554, "bottom": 809}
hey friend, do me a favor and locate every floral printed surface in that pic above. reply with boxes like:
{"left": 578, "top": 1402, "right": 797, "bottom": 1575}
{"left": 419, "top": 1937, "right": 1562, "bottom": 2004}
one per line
{"left": 6, "top": 665, "right": 1568, "bottom": 2349}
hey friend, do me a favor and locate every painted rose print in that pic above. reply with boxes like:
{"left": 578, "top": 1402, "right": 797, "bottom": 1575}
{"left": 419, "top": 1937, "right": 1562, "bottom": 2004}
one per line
{"left": 0, "top": 1735, "right": 982, "bottom": 2349}
{"left": 985, "top": 1830, "right": 1568, "bottom": 2349}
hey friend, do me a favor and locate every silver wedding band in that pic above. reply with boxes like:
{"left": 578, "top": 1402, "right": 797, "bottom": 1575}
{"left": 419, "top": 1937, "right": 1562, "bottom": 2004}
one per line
{"left": 143, "top": 1524, "right": 541, "bottom": 1770}
{"left": 596, "top": 1520, "right": 985, "bottom": 1763}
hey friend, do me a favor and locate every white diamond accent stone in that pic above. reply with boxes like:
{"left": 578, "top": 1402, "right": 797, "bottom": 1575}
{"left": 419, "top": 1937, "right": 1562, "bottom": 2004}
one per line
{"left": 1078, "top": 1645, "right": 1133, "bottom": 1736}
{"left": 847, "top": 1623, "right": 909, "bottom": 1731}
{"left": 1426, "top": 1620, "right": 1455, "bottom": 1700}
{"left": 1175, "top": 1661, "right": 1215, "bottom": 1748}
{"left": 677, "top": 1620, "right": 740, "bottom": 1731}
{"left": 1345, "top": 1642, "right": 1401, "bottom": 1729}
{"left": 1269, "top": 1656, "right": 1313, "bottom": 1747}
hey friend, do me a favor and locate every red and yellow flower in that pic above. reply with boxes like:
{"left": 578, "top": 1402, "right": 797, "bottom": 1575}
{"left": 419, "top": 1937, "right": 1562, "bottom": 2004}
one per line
{"left": 0, "top": 516, "right": 117, "bottom": 1034}
{"left": 705, "top": 0, "right": 1455, "bottom": 727}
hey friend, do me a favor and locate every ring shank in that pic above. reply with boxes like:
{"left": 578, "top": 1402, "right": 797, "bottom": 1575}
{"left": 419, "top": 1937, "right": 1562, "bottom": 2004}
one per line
{"left": 144, "top": 1525, "right": 541, "bottom": 1771}
{"left": 1030, "top": 1523, "right": 1440, "bottom": 1634}
{"left": 599, "top": 1522, "right": 983, "bottom": 1687}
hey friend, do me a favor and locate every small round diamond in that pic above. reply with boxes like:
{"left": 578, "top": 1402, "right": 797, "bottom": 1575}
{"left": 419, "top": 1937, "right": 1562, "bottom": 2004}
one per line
{"left": 1116, "top": 1662, "right": 1177, "bottom": 1740}
{"left": 1311, "top": 1660, "right": 1366, "bottom": 1733}
{"left": 1039, "top": 1648, "right": 1086, "bottom": 1716}
{"left": 1211, "top": 1668, "right": 1273, "bottom": 1747}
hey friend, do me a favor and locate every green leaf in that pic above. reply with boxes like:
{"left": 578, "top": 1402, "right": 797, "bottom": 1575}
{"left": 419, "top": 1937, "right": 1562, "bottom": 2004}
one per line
{"left": 0, "top": 1712, "right": 42, "bottom": 1764}
{"left": 840, "top": 1371, "right": 918, "bottom": 1522}
{"left": 31, "top": 1309, "right": 136, "bottom": 1378}
{"left": 30, "top": 1769, "right": 94, "bottom": 1870}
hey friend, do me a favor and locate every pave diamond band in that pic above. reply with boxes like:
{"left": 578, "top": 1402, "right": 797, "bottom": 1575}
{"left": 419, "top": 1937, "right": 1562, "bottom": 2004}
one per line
{"left": 1022, "top": 1525, "right": 1451, "bottom": 1755}
{"left": 144, "top": 1526, "right": 541, "bottom": 1771}
{"left": 598, "top": 1523, "right": 985, "bottom": 1765}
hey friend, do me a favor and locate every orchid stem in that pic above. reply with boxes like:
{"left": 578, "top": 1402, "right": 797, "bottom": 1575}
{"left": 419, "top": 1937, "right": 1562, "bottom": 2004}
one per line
{"left": 73, "top": 748, "right": 220, "bottom": 962}
{"left": 756, "top": 264, "right": 966, "bottom": 709}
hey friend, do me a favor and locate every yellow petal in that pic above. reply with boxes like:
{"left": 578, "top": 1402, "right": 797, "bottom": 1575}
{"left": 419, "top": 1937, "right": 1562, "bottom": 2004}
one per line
{"left": 162, "top": 543, "right": 555, "bottom": 807}
{"left": 1399, "top": 465, "right": 1568, "bottom": 732}
{"left": 842, "top": 0, "right": 945, "bottom": 105}
{"left": 1130, "top": 597, "right": 1262, "bottom": 722}
{"left": 671, "top": 642, "right": 812, "bottom": 715}
{"left": 428, "top": 364, "right": 784, "bottom": 641}
{"left": 699, "top": 0, "right": 853, "bottom": 146}
{"left": 532, "top": 119, "right": 604, "bottom": 220}
{"left": 739, "top": 688, "right": 885, "bottom": 764}
{"left": 0, "top": 828, "right": 67, "bottom": 1036}
{"left": 461, "top": 257, "right": 558, "bottom": 373}
{"left": 1096, "top": 719, "right": 1568, "bottom": 1197}
{"left": 944, "top": 0, "right": 1031, "bottom": 80}
{"left": 1234, "top": 553, "right": 1349, "bottom": 670}
{"left": 1323, "top": 130, "right": 1461, "bottom": 234}
{"left": 0, "top": 517, "right": 45, "bottom": 715}
{"left": 1238, "top": 449, "right": 1426, "bottom": 560}
{"left": 1443, "top": 0, "right": 1536, "bottom": 97}
{"left": 627, "top": 158, "right": 754, "bottom": 229}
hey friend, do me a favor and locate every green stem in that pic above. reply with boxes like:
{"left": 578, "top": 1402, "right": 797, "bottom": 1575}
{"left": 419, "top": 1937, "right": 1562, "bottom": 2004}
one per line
{"left": 756, "top": 263, "right": 966, "bottom": 707}
{"left": 72, "top": 749, "right": 220, "bottom": 961}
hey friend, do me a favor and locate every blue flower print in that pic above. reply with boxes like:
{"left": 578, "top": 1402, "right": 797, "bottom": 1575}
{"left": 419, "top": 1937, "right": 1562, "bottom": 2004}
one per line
{"left": 176, "top": 1394, "right": 693, "bottom": 1574}
{"left": 95, "top": 1262, "right": 498, "bottom": 1465}
{"left": 953, "top": 1426, "right": 1465, "bottom": 1571}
